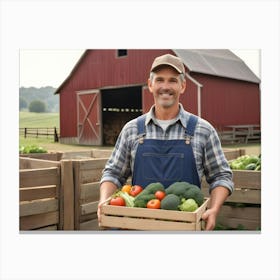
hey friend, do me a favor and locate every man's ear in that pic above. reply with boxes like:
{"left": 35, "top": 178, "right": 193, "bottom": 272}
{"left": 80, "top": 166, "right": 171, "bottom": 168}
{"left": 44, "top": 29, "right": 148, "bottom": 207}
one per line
{"left": 180, "top": 79, "right": 186, "bottom": 94}
{"left": 147, "top": 78, "right": 153, "bottom": 93}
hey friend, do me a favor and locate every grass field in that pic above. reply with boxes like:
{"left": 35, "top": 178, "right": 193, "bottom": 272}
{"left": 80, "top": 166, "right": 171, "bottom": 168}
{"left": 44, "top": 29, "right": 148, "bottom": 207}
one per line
{"left": 19, "top": 111, "right": 59, "bottom": 128}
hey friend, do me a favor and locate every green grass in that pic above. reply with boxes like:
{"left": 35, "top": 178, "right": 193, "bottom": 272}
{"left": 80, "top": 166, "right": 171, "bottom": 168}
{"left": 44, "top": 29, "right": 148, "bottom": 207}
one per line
{"left": 19, "top": 111, "right": 59, "bottom": 128}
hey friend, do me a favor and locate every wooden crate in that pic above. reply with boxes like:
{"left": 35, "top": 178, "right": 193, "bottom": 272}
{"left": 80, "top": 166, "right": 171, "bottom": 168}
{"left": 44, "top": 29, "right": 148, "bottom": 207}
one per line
{"left": 19, "top": 157, "right": 75, "bottom": 230}
{"left": 20, "top": 160, "right": 61, "bottom": 230}
{"left": 202, "top": 170, "right": 261, "bottom": 230}
{"left": 100, "top": 198, "right": 210, "bottom": 231}
{"left": 72, "top": 158, "right": 109, "bottom": 230}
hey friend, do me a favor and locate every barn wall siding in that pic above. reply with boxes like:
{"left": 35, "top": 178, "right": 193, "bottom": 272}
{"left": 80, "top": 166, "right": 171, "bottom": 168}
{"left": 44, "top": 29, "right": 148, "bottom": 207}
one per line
{"left": 191, "top": 73, "right": 260, "bottom": 130}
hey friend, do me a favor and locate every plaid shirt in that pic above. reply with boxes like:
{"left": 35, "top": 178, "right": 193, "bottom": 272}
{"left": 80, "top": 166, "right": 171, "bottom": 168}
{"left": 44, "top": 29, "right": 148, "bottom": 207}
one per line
{"left": 101, "top": 104, "right": 234, "bottom": 194}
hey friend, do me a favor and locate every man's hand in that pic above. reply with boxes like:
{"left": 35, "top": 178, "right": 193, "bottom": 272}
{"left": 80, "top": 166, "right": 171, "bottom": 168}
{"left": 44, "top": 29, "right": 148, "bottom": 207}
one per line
{"left": 201, "top": 186, "right": 230, "bottom": 231}
{"left": 201, "top": 208, "right": 218, "bottom": 230}
{"left": 97, "top": 181, "right": 118, "bottom": 226}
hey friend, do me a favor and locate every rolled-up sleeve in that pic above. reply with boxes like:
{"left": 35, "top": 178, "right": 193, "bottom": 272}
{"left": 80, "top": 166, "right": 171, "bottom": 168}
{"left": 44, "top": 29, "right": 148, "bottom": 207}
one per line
{"left": 203, "top": 127, "right": 234, "bottom": 194}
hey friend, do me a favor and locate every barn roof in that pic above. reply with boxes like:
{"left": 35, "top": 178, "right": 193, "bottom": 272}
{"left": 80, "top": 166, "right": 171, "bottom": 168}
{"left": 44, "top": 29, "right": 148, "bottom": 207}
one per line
{"left": 173, "top": 49, "right": 260, "bottom": 84}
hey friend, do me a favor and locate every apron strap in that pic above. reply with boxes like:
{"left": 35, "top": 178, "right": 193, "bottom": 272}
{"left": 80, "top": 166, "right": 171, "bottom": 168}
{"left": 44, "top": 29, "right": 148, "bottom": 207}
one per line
{"left": 137, "top": 115, "right": 146, "bottom": 143}
{"left": 185, "top": 115, "right": 198, "bottom": 144}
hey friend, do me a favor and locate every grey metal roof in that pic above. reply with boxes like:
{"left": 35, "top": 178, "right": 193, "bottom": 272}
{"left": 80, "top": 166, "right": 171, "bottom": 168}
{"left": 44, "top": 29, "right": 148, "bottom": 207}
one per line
{"left": 173, "top": 49, "right": 260, "bottom": 84}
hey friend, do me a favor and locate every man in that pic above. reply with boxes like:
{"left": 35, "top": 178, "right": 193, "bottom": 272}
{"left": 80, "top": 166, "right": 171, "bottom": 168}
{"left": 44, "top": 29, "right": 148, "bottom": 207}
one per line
{"left": 98, "top": 53, "right": 233, "bottom": 230}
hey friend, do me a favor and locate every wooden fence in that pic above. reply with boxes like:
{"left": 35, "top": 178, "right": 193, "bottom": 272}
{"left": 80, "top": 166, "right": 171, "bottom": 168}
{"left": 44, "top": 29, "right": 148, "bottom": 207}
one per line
{"left": 19, "top": 127, "right": 59, "bottom": 142}
{"left": 19, "top": 148, "right": 261, "bottom": 231}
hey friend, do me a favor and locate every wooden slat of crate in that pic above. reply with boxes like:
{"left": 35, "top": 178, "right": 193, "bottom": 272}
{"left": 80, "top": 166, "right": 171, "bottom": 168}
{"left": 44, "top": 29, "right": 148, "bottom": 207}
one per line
{"left": 232, "top": 170, "right": 261, "bottom": 189}
{"left": 80, "top": 219, "right": 100, "bottom": 230}
{"left": 61, "top": 150, "right": 93, "bottom": 159}
{"left": 219, "top": 205, "right": 261, "bottom": 220}
{"left": 217, "top": 216, "right": 260, "bottom": 230}
{"left": 19, "top": 157, "right": 60, "bottom": 169}
{"left": 20, "top": 167, "right": 60, "bottom": 188}
{"left": 80, "top": 182, "right": 100, "bottom": 203}
{"left": 20, "top": 153, "right": 61, "bottom": 161}
{"left": 20, "top": 198, "right": 58, "bottom": 217}
{"left": 20, "top": 211, "right": 59, "bottom": 230}
{"left": 226, "top": 188, "right": 260, "bottom": 204}
{"left": 91, "top": 149, "right": 112, "bottom": 158}
{"left": 80, "top": 213, "right": 98, "bottom": 223}
{"left": 101, "top": 215, "right": 201, "bottom": 231}
{"left": 201, "top": 186, "right": 260, "bottom": 204}
{"left": 79, "top": 159, "right": 108, "bottom": 184}
{"left": 36, "top": 225, "right": 58, "bottom": 230}
{"left": 60, "top": 160, "right": 75, "bottom": 230}
{"left": 223, "top": 149, "right": 245, "bottom": 161}
{"left": 20, "top": 185, "right": 57, "bottom": 201}
{"left": 81, "top": 201, "right": 99, "bottom": 215}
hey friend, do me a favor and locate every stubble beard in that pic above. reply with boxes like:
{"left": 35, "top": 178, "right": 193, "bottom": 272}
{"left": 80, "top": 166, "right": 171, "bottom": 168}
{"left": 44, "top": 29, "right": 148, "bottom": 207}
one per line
{"left": 156, "top": 90, "right": 177, "bottom": 108}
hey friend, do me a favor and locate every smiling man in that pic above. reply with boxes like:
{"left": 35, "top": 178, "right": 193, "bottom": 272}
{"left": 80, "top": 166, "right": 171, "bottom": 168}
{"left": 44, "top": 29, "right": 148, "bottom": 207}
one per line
{"left": 98, "top": 54, "right": 234, "bottom": 230}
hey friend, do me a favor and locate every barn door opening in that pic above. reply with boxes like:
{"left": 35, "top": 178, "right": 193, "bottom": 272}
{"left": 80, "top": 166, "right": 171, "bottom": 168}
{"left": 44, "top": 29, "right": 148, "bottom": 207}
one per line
{"left": 101, "top": 86, "right": 142, "bottom": 145}
{"left": 77, "top": 91, "right": 102, "bottom": 145}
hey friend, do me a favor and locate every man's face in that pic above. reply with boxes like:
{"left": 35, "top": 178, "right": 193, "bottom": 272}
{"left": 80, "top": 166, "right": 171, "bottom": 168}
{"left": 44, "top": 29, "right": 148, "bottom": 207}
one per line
{"left": 148, "top": 66, "right": 186, "bottom": 109}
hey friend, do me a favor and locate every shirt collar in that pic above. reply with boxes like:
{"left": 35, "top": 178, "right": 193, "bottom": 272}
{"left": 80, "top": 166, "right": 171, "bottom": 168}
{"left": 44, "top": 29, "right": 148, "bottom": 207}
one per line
{"left": 145, "top": 103, "right": 190, "bottom": 128}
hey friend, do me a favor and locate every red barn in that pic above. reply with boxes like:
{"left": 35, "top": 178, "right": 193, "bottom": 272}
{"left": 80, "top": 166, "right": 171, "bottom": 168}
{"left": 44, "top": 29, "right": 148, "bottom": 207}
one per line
{"left": 55, "top": 49, "right": 260, "bottom": 146}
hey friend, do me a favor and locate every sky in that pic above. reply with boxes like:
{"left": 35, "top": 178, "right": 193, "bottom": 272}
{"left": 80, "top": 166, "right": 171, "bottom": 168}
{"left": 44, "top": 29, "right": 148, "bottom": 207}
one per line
{"left": 19, "top": 49, "right": 261, "bottom": 88}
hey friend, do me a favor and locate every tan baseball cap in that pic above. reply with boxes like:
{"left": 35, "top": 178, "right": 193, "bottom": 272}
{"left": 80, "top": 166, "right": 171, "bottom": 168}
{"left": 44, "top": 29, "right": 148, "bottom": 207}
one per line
{"left": 150, "top": 54, "right": 185, "bottom": 75}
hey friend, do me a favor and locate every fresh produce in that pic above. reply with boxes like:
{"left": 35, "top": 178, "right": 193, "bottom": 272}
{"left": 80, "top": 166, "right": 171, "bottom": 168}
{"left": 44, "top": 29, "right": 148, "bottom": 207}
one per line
{"left": 129, "top": 185, "right": 143, "bottom": 197}
{"left": 229, "top": 154, "right": 261, "bottom": 171}
{"left": 110, "top": 181, "right": 204, "bottom": 213}
{"left": 121, "top": 184, "right": 132, "bottom": 194}
{"left": 179, "top": 198, "right": 198, "bottom": 212}
{"left": 155, "top": 190, "right": 166, "bottom": 201}
{"left": 165, "top": 181, "right": 204, "bottom": 206}
{"left": 19, "top": 145, "right": 47, "bottom": 154}
{"left": 147, "top": 199, "right": 161, "bottom": 209}
{"left": 109, "top": 196, "right": 125, "bottom": 206}
{"left": 160, "top": 194, "right": 181, "bottom": 210}
{"left": 165, "top": 181, "right": 193, "bottom": 197}
{"left": 144, "top": 182, "right": 165, "bottom": 194}
{"left": 133, "top": 182, "right": 164, "bottom": 207}
{"left": 134, "top": 193, "right": 156, "bottom": 208}
{"left": 118, "top": 191, "right": 135, "bottom": 207}
{"left": 109, "top": 190, "right": 135, "bottom": 207}
{"left": 184, "top": 187, "right": 204, "bottom": 206}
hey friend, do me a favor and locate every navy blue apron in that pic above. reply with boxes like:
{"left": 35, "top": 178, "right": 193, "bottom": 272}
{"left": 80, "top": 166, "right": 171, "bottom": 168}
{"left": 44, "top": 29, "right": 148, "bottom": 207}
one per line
{"left": 132, "top": 114, "right": 201, "bottom": 188}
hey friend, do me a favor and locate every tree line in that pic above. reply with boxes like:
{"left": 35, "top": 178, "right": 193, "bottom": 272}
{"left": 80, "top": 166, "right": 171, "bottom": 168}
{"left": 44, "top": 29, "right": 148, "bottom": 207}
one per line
{"left": 19, "top": 86, "right": 59, "bottom": 113}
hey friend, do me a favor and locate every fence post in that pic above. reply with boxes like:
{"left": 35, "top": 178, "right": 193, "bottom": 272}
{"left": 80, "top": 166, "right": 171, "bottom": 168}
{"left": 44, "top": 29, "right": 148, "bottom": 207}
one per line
{"left": 54, "top": 127, "right": 59, "bottom": 142}
{"left": 24, "top": 128, "right": 27, "bottom": 138}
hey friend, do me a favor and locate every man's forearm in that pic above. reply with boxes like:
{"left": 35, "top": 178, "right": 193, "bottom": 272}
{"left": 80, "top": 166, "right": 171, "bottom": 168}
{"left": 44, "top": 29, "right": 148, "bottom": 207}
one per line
{"left": 99, "top": 181, "right": 118, "bottom": 202}
{"left": 209, "top": 186, "right": 230, "bottom": 213}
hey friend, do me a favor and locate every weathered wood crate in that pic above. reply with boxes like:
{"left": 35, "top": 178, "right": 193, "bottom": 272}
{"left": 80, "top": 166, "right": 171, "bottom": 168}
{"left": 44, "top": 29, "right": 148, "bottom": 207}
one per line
{"left": 100, "top": 198, "right": 210, "bottom": 231}
{"left": 223, "top": 148, "right": 246, "bottom": 161}
{"left": 19, "top": 157, "right": 61, "bottom": 230}
{"left": 202, "top": 170, "right": 261, "bottom": 230}
{"left": 72, "top": 158, "right": 109, "bottom": 230}
{"left": 19, "top": 158, "right": 77, "bottom": 231}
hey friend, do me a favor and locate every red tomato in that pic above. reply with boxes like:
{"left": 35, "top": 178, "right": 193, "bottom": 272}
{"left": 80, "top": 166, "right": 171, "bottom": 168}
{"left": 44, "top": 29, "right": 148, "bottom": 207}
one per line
{"left": 109, "top": 197, "right": 125, "bottom": 206}
{"left": 155, "top": 190, "right": 166, "bottom": 201}
{"left": 129, "top": 185, "right": 143, "bottom": 197}
{"left": 147, "top": 199, "right": 161, "bottom": 209}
